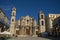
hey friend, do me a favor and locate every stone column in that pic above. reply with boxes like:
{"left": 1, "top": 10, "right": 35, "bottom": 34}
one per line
{"left": 23, "top": 27, "right": 26, "bottom": 35}
{"left": 30, "top": 27, "right": 32, "bottom": 36}
{"left": 21, "top": 27, "right": 23, "bottom": 35}
{"left": 34, "top": 27, "right": 36, "bottom": 35}
{"left": 0, "top": 27, "right": 2, "bottom": 32}
{"left": 32, "top": 27, "right": 34, "bottom": 35}
{"left": 20, "top": 27, "right": 22, "bottom": 35}
{"left": 22, "top": 27, "right": 25, "bottom": 35}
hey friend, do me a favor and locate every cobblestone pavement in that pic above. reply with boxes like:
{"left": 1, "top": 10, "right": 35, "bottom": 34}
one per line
{"left": 8, "top": 37, "right": 60, "bottom": 40}
{"left": 7, "top": 36, "right": 52, "bottom": 40}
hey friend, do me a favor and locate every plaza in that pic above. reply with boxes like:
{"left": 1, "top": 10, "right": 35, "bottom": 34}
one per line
{"left": 7, "top": 36, "right": 60, "bottom": 40}
{"left": 0, "top": 0, "right": 60, "bottom": 40}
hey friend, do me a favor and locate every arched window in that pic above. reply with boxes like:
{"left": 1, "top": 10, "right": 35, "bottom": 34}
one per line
{"left": 41, "top": 15, "right": 43, "bottom": 19}
{"left": 41, "top": 21, "right": 44, "bottom": 26}
{"left": 12, "top": 12, "right": 14, "bottom": 16}
{"left": 12, "top": 19, "right": 14, "bottom": 22}
{"left": 0, "top": 10, "right": 1, "bottom": 13}
{"left": 27, "top": 20, "right": 29, "bottom": 24}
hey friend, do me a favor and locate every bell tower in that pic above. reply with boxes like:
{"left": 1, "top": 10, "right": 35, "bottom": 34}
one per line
{"left": 10, "top": 7, "right": 16, "bottom": 34}
{"left": 38, "top": 11, "right": 46, "bottom": 34}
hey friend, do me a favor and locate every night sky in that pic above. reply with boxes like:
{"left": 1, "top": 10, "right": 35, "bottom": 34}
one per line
{"left": 0, "top": 0, "right": 60, "bottom": 22}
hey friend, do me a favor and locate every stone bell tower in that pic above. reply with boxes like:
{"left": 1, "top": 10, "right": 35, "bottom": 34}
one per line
{"left": 10, "top": 7, "right": 16, "bottom": 34}
{"left": 38, "top": 11, "right": 46, "bottom": 34}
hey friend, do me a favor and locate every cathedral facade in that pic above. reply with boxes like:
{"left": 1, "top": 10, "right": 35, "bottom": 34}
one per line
{"left": 10, "top": 7, "right": 46, "bottom": 36}
{"left": 15, "top": 16, "right": 38, "bottom": 36}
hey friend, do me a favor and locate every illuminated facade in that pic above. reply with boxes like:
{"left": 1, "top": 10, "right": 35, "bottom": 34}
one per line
{"left": 38, "top": 11, "right": 46, "bottom": 34}
{"left": 15, "top": 16, "right": 38, "bottom": 36}
{"left": 0, "top": 8, "right": 9, "bottom": 32}
{"left": 10, "top": 7, "right": 38, "bottom": 36}
{"left": 10, "top": 7, "right": 60, "bottom": 36}
{"left": 45, "top": 14, "right": 60, "bottom": 35}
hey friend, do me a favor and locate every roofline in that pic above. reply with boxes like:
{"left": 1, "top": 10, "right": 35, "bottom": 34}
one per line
{"left": 0, "top": 8, "right": 9, "bottom": 20}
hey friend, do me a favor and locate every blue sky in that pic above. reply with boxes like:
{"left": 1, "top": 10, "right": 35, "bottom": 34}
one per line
{"left": 0, "top": 0, "right": 60, "bottom": 22}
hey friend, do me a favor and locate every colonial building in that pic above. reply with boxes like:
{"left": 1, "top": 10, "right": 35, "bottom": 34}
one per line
{"left": 10, "top": 7, "right": 60, "bottom": 37}
{"left": 53, "top": 16, "right": 60, "bottom": 36}
{"left": 45, "top": 14, "right": 60, "bottom": 35}
{"left": 10, "top": 7, "right": 38, "bottom": 36}
{"left": 38, "top": 11, "right": 46, "bottom": 35}
{"left": 0, "top": 8, "right": 9, "bottom": 32}
{"left": 15, "top": 16, "right": 38, "bottom": 36}
{"left": 10, "top": 7, "right": 16, "bottom": 34}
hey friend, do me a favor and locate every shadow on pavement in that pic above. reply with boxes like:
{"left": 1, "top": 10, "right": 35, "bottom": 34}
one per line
{"left": 0, "top": 37, "right": 12, "bottom": 40}
{"left": 38, "top": 36, "right": 60, "bottom": 40}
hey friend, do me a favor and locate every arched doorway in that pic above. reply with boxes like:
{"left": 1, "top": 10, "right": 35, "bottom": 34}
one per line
{"left": 36, "top": 31, "right": 38, "bottom": 35}
{"left": 16, "top": 30, "right": 20, "bottom": 35}
{"left": 26, "top": 27, "right": 30, "bottom": 35}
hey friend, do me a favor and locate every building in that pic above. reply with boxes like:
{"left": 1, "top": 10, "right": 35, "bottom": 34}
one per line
{"left": 10, "top": 7, "right": 60, "bottom": 36}
{"left": 0, "top": 8, "right": 9, "bottom": 32}
{"left": 15, "top": 16, "right": 38, "bottom": 36}
{"left": 53, "top": 16, "right": 60, "bottom": 36}
{"left": 10, "top": 7, "right": 16, "bottom": 34}
{"left": 10, "top": 7, "right": 38, "bottom": 36}
{"left": 45, "top": 14, "right": 60, "bottom": 35}
{"left": 38, "top": 11, "right": 46, "bottom": 36}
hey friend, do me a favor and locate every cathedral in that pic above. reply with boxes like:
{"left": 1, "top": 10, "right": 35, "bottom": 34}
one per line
{"left": 10, "top": 7, "right": 46, "bottom": 36}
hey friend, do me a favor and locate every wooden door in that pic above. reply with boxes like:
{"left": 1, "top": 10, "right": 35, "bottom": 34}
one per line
{"left": 16, "top": 30, "right": 19, "bottom": 35}
{"left": 26, "top": 29, "right": 30, "bottom": 35}
{"left": 36, "top": 31, "right": 38, "bottom": 35}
